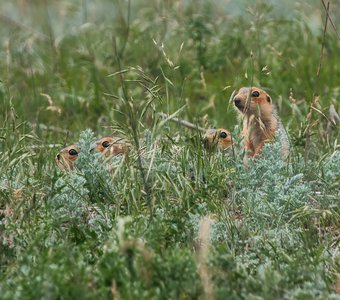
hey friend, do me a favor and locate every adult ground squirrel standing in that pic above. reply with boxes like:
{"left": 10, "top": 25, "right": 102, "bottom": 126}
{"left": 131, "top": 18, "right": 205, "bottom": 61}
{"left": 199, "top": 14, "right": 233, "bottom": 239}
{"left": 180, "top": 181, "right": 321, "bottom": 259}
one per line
{"left": 233, "top": 87, "right": 289, "bottom": 158}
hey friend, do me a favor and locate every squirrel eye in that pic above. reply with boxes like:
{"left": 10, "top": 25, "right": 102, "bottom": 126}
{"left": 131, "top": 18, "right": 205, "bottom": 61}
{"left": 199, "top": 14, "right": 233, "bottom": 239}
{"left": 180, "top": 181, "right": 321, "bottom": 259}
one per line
{"left": 219, "top": 132, "right": 227, "bottom": 139}
{"left": 251, "top": 91, "right": 260, "bottom": 97}
{"left": 68, "top": 149, "right": 78, "bottom": 156}
{"left": 102, "top": 141, "right": 110, "bottom": 148}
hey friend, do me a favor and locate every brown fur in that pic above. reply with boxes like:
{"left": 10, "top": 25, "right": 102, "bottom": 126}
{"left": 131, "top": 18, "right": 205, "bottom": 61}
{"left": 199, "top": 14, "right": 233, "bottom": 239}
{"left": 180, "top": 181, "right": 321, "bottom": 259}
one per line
{"left": 204, "top": 128, "right": 233, "bottom": 151}
{"left": 55, "top": 137, "right": 129, "bottom": 171}
{"left": 233, "top": 87, "right": 282, "bottom": 158}
{"left": 55, "top": 145, "right": 79, "bottom": 171}
{"left": 95, "top": 137, "right": 129, "bottom": 158}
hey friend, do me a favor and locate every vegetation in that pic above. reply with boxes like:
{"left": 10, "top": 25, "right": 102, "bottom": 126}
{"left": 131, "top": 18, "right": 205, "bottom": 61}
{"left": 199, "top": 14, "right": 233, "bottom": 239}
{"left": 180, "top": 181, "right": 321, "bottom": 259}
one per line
{"left": 0, "top": 0, "right": 339, "bottom": 299}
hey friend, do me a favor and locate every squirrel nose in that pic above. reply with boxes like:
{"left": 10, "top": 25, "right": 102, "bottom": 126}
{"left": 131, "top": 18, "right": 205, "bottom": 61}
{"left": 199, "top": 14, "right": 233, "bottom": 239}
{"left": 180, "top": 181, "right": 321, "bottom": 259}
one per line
{"left": 56, "top": 154, "right": 61, "bottom": 161}
{"left": 234, "top": 97, "right": 242, "bottom": 107}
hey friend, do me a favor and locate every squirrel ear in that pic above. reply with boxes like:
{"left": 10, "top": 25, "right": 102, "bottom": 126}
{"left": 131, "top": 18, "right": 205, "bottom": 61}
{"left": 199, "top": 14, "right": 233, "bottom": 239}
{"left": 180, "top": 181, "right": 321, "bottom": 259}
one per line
{"left": 266, "top": 95, "right": 271, "bottom": 102}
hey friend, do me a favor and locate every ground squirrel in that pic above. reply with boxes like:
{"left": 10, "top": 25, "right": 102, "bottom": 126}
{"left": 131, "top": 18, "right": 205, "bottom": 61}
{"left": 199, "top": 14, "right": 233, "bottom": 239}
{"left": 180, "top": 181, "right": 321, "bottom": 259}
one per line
{"left": 203, "top": 128, "right": 233, "bottom": 151}
{"left": 55, "top": 137, "right": 129, "bottom": 171}
{"left": 233, "top": 86, "right": 289, "bottom": 158}
{"left": 55, "top": 145, "right": 79, "bottom": 171}
{"left": 95, "top": 137, "right": 129, "bottom": 157}
{"left": 158, "top": 112, "right": 233, "bottom": 152}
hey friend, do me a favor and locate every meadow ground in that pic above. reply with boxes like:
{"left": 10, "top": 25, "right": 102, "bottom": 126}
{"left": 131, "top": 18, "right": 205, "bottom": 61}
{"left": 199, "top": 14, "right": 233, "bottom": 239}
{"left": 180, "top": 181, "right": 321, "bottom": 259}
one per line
{"left": 0, "top": 0, "right": 339, "bottom": 299}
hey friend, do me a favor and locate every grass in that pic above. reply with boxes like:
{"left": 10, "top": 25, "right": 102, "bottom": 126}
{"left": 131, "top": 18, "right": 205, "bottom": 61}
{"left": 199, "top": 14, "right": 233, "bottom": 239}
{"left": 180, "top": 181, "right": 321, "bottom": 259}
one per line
{"left": 0, "top": 0, "right": 339, "bottom": 299}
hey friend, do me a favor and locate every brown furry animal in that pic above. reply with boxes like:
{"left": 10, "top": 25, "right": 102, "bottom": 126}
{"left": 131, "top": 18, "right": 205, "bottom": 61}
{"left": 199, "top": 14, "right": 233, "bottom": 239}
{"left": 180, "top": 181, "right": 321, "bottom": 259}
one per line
{"left": 55, "top": 145, "right": 79, "bottom": 171}
{"left": 95, "top": 137, "right": 129, "bottom": 157}
{"left": 55, "top": 136, "right": 129, "bottom": 171}
{"left": 233, "top": 87, "right": 289, "bottom": 158}
{"left": 203, "top": 128, "right": 233, "bottom": 151}
{"left": 158, "top": 112, "right": 232, "bottom": 153}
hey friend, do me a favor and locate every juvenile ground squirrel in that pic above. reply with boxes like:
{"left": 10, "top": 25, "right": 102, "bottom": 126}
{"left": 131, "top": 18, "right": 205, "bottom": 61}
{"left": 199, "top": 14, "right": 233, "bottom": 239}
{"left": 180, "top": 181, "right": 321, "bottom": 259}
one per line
{"left": 158, "top": 112, "right": 232, "bottom": 152}
{"left": 55, "top": 145, "right": 79, "bottom": 171}
{"left": 203, "top": 128, "right": 233, "bottom": 151}
{"left": 55, "top": 136, "right": 128, "bottom": 171}
{"left": 95, "top": 137, "right": 129, "bottom": 157}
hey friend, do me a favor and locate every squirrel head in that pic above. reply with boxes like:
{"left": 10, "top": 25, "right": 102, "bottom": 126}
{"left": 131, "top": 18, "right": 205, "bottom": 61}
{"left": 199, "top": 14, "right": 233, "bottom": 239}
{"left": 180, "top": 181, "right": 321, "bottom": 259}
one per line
{"left": 56, "top": 145, "right": 79, "bottom": 171}
{"left": 203, "top": 128, "right": 232, "bottom": 151}
{"left": 233, "top": 87, "right": 273, "bottom": 117}
{"left": 95, "top": 136, "right": 128, "bottom": 157}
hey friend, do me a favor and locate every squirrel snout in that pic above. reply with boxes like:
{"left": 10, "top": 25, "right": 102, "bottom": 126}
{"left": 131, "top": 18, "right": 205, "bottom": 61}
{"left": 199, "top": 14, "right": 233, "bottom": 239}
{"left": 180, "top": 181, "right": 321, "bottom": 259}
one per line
{"left": 56, "top": 154, "right": 61, "bottom": 161}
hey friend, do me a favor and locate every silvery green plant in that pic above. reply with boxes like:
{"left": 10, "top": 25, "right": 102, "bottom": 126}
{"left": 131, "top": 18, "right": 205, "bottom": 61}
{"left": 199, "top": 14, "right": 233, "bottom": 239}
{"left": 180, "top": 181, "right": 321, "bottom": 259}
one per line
{"left": 232, "top": 139, "right": 310, "bottom": 227}
{"left": 50, "top": 171, "right": 89, "bottom": 224}
{"left": 49, "top": 129, "right": 123, "bottom": 233}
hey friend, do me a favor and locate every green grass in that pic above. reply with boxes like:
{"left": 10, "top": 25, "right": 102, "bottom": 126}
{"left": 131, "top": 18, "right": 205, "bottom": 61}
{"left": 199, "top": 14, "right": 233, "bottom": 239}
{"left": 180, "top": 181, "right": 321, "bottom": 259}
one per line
{"left": 0, "top": 0, "right": 339, "bottom": 299}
